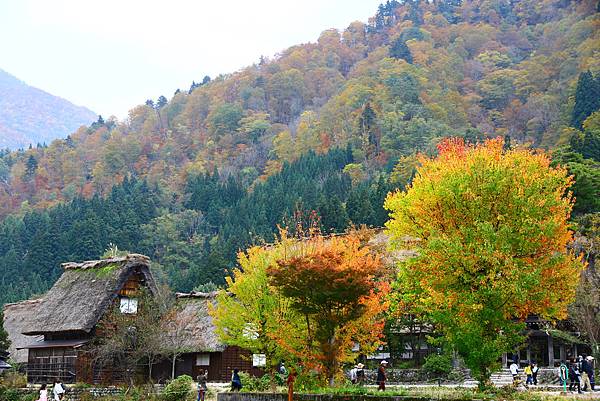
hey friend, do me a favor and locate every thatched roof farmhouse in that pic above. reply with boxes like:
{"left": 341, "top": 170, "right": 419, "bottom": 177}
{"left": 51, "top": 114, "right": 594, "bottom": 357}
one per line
{"left": 23, "top": 254, "right": 155, "bottom": 335}
{"left": 3, "top": 254, "right": 156, "bottom": 383}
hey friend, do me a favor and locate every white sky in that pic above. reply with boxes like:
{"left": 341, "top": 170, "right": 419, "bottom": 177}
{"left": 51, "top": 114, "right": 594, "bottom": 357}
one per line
{"left": 0, "top": 0, "right": 380, "bottom": 119}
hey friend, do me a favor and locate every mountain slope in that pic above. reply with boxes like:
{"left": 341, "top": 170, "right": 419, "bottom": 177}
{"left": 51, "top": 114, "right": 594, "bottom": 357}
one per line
{"left": 0, "top": 69, "right": 96, "bottom": 149}
{"left": 0, "top": 1, "right": 597, "bottom": 217}
{"left": 0, "top": 1, "right": 598, "bottom": 304}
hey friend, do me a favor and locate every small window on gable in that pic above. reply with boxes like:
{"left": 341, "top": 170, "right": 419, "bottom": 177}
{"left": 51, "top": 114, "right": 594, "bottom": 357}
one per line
{"left": 196, "top": 353, "right": 210, "bottom": 366}
{"left": 120, "top": 297, "right": 138, "bottom": 314}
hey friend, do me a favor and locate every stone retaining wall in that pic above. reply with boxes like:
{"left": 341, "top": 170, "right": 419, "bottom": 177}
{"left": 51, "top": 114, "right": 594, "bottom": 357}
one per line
{"left": 218, "top": 393, "right": 438, "bottom": 401}
{"left": 15, "top": 386, "right": 165, "bottom": 400}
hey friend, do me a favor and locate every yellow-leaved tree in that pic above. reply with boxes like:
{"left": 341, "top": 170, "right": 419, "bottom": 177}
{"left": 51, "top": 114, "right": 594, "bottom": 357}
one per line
{"left": 385, "top": 137, "right": 583, "bottom": 388}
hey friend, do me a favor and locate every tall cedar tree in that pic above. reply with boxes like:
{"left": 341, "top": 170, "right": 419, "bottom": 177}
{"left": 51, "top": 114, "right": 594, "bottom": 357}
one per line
{"left": 385, "top": 138, "right": 582, "bottom": 388}
{"left": 268, "top": 231, "right": 389, "bottom": 386}
{"left": 0, "top": 311, "right": 10, "bottom": 355}
{"left": 572, "top": 71, "right": 600, "bottom": 129}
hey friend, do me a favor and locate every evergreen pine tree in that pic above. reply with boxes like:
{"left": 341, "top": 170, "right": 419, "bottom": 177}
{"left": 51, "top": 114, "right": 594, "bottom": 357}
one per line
{"left": 346, "top": 188, "right": 375, "bottom": 226}
{"left": 318, "top": 195, "right": 349, "bottom": 233}
{"left": 389, "top": 38, "right": 413, "bottom": 63}
{"left": 572, "top": 71, "right": 600, "bottom": 129}
{"left": 156, "top": 95, "right": 168, "bottom": 109}
{"left": 0, "top": 310, "right": 10, "bottom": 356}
{"left": 25, "top": 155, "right": 38, "bottom": 177}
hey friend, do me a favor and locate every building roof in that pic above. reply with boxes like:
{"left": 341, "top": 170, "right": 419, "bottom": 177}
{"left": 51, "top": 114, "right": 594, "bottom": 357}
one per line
{"left": 163, "top": 292, "right": 225, "bottom": 353}
{"left": 22, "top": 254, "right": 155, "bottom": 335}
{"left": 18, "top": 339, "right": 90, "bottom": 349}
{"left": 3, "top": 299, "right": 43, "bottom": 363}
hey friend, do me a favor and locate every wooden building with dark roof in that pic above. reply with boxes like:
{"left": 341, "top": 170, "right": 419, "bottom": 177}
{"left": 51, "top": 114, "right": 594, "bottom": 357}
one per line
{"left": 153, "top": 291, "right": 263, "bottom": 382}
{"left": 3, "top": 254, "right": 156, "bottom": 383}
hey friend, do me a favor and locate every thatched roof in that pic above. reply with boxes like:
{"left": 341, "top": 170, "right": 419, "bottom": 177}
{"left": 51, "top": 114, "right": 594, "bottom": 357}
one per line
{"left": 163, "top": 292, "right": 225, "bottom": 353}
{"left": 22, "top": 254, "right": 155, "bottom": 335}
{"left": 3, "top": 299, "right": 43, "bottom": 363}
{"left": 368, "top": 231, "right": 419, "bottom": 264}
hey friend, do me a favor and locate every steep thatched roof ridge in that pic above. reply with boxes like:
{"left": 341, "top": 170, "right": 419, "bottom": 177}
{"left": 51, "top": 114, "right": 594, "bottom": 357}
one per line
{"left": 61, "top": 253, "right": 150, "bottom": 270}
{"left": 165, "top": 293, "right": 225, "bottom": 353}
{"left": 175, "top": 291, "right": 222, "bottom": 299}
{"left": 3, "top": 299, "right": 43, "bottom": 363}
{"left": 23, "top": 254, "right": 155, "bottom": 335}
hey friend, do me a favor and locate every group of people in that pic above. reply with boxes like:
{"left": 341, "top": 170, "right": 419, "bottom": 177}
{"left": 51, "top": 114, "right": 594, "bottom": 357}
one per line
{"left": 511, "top": 355, "right": 597, "bottom": 393}
{"left": 566, "top": 355, "right": 596, "bottom": 394}
{"left": 348, "top": 362, "right": 366, "bottom": 385}
{"left": 196, "top": 368, "right": 242, "bottom": 401}
{"left": 509, "top": 360, "right": 539, "bottom": 386}
{"left": 36, "top": 380, "right": 65, "bottom": 401}
{"left": 349, "top": 360, "right": 389, "bottom": 391}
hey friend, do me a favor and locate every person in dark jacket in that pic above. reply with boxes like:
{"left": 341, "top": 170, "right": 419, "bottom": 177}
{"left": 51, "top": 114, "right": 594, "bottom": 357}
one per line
{"left": 231, "top": 369, "right": 243, "bottom": 392}
{"left": 356, "top": 363, "right": 365, "bottom": 385}
{"left": 376, "top": 360, "right": 388, "bottom": 391}
{"left": 197, "top": 369, "right": 208, "bottom": 401}
{"left": 586, "top": 356, "right": 595, "bottom": 390}
{"left": 568, "top": 360, "right": 582, "bottom": 394}
{"left": 532, "top": 362, "right": 539, "bottom": 386}
{"left": 581, "top": 356, "right": 593, "bottom": 391}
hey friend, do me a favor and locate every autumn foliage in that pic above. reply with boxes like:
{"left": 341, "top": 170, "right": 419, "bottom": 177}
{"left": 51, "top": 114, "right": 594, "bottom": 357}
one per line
{"left": 268, "top": 231, "right": 390, "bottom": 385}
{"left": 385, "top": 138, "right": 583, "bottom": 387}
{"left": 212, "top": 229, "right": 389, "bottom": 386}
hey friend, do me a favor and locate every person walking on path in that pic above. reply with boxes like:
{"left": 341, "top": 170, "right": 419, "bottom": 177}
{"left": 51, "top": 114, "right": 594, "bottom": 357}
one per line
{"left": 231, "top": 369, "right": 243, "bottom": 392}
{"left": 581, "top": 356, "right": 592, "bottom": 391}
{"left": 509, "top": 361, "right": 519, "bottom": 385}
{"left": 349, "top": 365, "right": 358, "bottom": 384}
{"left": 587, "top": 356, "right": 595, "bottom": 390}
{"left": 52, "top": 380, "right": 65, "bottom": 401}
{"left": 38, "top": 383, "right": 48, "bottom": 401}
{"left": 287, "top": 369, "right": 296, "bottom": 401}
{"left": 569, "top": 359, "right": 583, "bottom": 394}
{"left": 356, "top": 363, "right": 365, "bottom": 385}
{"left": 524, "top": 363, "right": 533, "bottom": 385}
{"left": 376, "top": 360, "right": 388, "bottom": 391}
{"left": 532, "top": 362, "right": 539, "bottom": 385}
{"left": 197, "top": 369, "right": 208, "bottom": 401}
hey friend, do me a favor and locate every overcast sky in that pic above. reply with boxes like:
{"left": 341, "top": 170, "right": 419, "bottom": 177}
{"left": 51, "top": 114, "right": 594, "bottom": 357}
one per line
{"left": 0, "top": 0, "right": 380, "bottom": 119}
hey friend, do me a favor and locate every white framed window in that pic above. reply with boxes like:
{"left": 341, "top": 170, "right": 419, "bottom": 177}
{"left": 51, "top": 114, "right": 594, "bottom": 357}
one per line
{"left": 196, "top": 353, "right": 210, "bottom": 366}
{"left": 252, "top": 354, "right": 266, "bottom": 367}
{"left": 120, "top": 297, "right": 138, "bottom": 314}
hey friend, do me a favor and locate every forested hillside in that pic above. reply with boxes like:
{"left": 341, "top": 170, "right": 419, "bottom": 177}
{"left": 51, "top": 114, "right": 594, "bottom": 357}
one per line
{"left": 0, "top": 69, "right": 96, "bottom": 150}
{"left": 0, "top": 0, "right": 599, "bottom": 304}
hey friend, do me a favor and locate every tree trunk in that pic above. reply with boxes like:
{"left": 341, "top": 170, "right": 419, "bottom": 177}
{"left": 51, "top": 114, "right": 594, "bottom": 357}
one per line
{"left": 327, "top": 334, "right": 337, "bottom": 387}
{"left": 476, "top": 366, "right": 492, "bottom": 391}
{"left": 172, "top": 354, "right": 177, "bottom": 379}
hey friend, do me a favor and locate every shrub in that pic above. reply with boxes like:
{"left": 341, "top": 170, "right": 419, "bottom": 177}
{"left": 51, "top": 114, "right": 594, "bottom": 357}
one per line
{"left": 163, "top": 375, "right": 193, "bottom": 401}
{"left": 238, "top": 371, "right": 271, "bottom": 392}
{"left": 294, "top": 370, "right": 323, "bottom": 392}
{"left": 422, "top": 353, "right": 453, "bottom": 377}
{"left": 0, "top": 386, "right": 36, "bottom": 401}
{"left": 0, "top": 369, "right": 27, "bottom": 388}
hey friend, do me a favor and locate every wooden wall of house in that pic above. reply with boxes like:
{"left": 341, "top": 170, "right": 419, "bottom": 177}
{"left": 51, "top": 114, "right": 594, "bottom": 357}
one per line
{"left": 118, "top": 268, "right": 145, "bottom": 297}
{"left": 152, "top": 346, "right": 263, "bottom": 383}
{"left": 27, "top": 347, "right": 78, "bottom": 383}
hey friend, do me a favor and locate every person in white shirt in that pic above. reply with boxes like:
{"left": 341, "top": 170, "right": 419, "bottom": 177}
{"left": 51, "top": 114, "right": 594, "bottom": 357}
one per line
{"left": 349, "top": 365, "right": 358, "bottom": 384}
{"left": 52, "top": 380, "right": 65, "bottom": 401}
{"left": 509, "top": 362, "right": 519, "bottom": 384}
